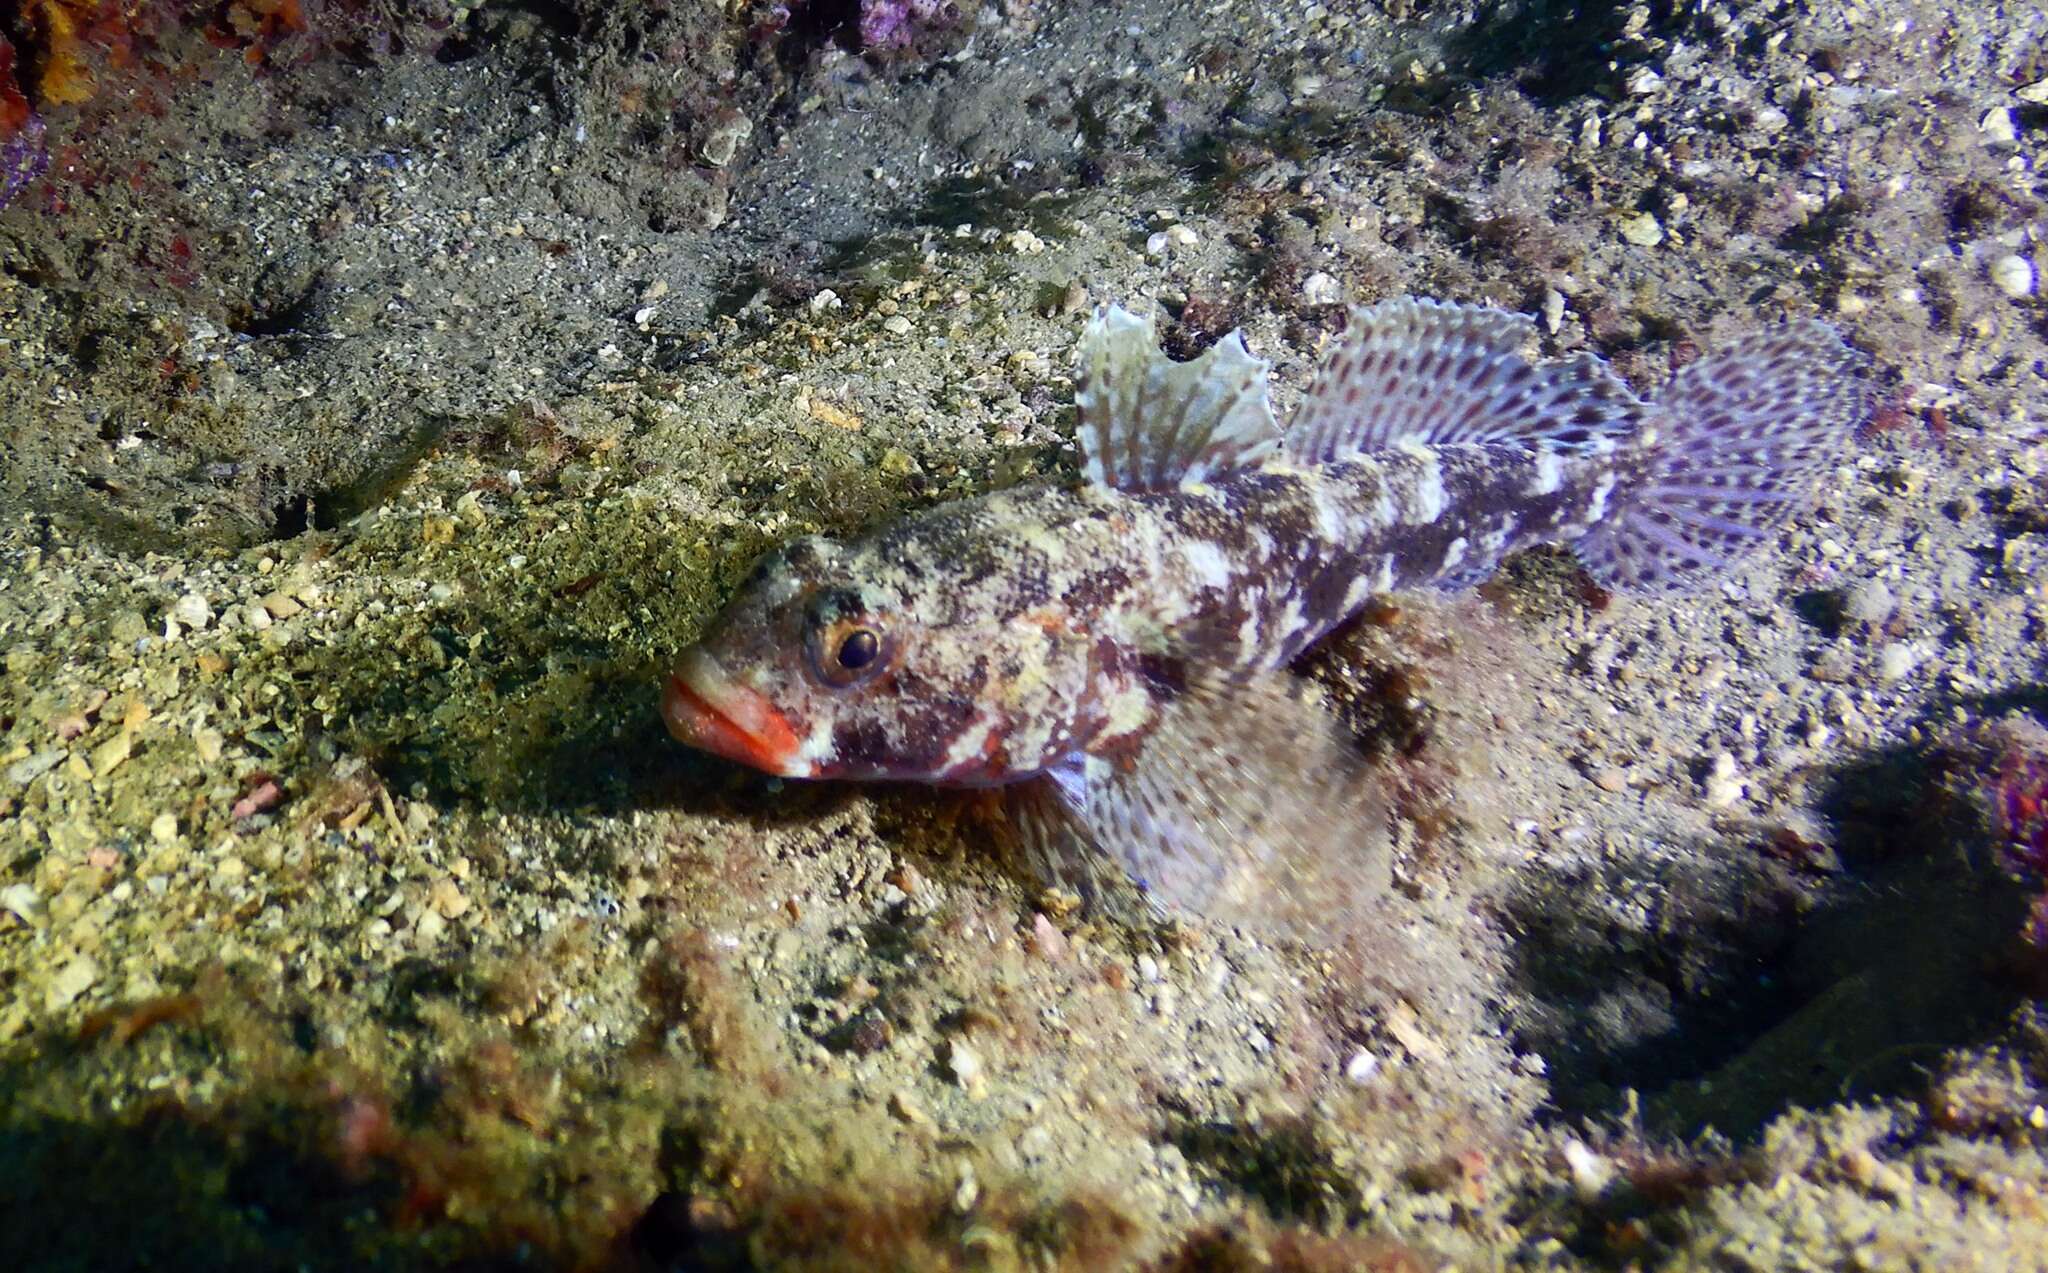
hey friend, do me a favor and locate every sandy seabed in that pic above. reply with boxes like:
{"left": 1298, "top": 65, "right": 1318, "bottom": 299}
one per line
{"left": 2, "top": 1, "right": 2046, "bottom": 1268}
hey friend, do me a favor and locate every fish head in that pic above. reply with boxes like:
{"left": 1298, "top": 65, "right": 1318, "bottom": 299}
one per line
{"left": 663, "top": 523, "right": 1098, "bottom": 783}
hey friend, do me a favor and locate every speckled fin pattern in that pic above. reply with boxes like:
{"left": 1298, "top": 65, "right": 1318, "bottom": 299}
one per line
{"left": 1073, "top": 305, "right": 1281, "bottom": 491}
{"left": 1284, "top": 297, "right": 1646, "bottom": 463}
{"left": 1037, "top": 673, "right": 1391, "bottom": 941}
{"left": 1577, "top": 320, "right": 1873, "bottom": 592}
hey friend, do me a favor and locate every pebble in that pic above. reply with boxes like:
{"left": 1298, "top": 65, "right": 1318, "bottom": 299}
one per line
{"left": 698, "top": 108, "right": 752, "bottom": 168}
{"left": 1808, "top": 647, "right": 1854, "bottom": 682}
{"left": 413, "top": 908, "right": 446, "bottom": 945}
{"left": 429, "top": 879, "right": 471, "bottom": 920}
{"left": 6, "top": 749, "right": 64, "bottom": 786}
{"left": 1839, "top": 579, "right": 1895, "bottom": 626}
{"left": 1703, "top": 752, "right": 1746, "bottom": 808}
{"left": 1989, "top": 253, "right": 2036, "bottom": 300}
{"left": 170, "top": 592, "right": 213, "bottom": 633}
{"left": 1980, "top": 107, "right": 2018, "bottom": 143}
{"left": 1300, "top": 271, "right": 1341, "bottom": 305}
{"left": 1876, "top": 641, "right": 1922, "bottom": 682}
{"left": 150, "top": 812, "right": 179, "bottom": 844}
{"left": 888, "top": 1089, "right": 930, "bottom": 1126}
{"left": 1619, "top": 212, "right": 1663, "bottom": 247}
{"left": 1344, "top": 1049, "right": 1380, "bottom": 1083}
{"left": 882, "top": 315, "right": 913, "bottom": 335}
{"left": 46, "top": 954, "right": 100, "bottom": 1009}
{"left": 1591, "top": 767, "right": 1630, "bottom": 794}
{"left": 1, "top": 882, "right": 42, "bottom": 925}
{"left": 947, "top": 1040, "right": 985, "bottom": 1095}
{"left": 1839, "top": 1147, "right": 1908, "bottom": 1198}
{"left": 1028, "top": 913, "right": 1068, "bottom": 961}
{"left": 1562, "top": 1140, "right": 1614, "bottom": 1201}
{"left": 90, "top": 731, "right": 132, "bottom": 777}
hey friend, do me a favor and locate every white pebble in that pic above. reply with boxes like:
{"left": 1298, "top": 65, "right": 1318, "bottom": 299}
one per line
{"left": 1344, "top": 1050, "right": 1380, "bottom": 1083}
{"left": 171, "top": 592, "right": 213, "bottom": 632}
{"left": 1563, "top": 1140, "right": 1614, "bottom": 1201}
{"left": 1, "top": 882, "right": 43, "bottom": 925}
{"left": 1301, "top": 271, "right": 1341, "bottom": 305}
{"left": 1704, "top": 752, "right": 1746, "bottom": 808}
{"left": 947, "top": 1040, "right": 984, "bottom": 1089}
{"left": 1990, "top": 253, "right": 2036, "bottom": 299}
{"left": 1980, "top": 107, "right": 2018, "bottom": 143}
{"left": 1877, "top": 641, "right": 1922, "bottom": 682}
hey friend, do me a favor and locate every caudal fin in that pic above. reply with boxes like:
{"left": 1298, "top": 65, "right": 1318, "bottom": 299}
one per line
{"left": 1577, "top": 321, "right": 1874, "bottom": 592}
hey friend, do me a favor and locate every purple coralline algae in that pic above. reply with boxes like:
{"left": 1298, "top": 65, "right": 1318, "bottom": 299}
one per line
{"left": 1, "top": 112, "right": 48, "bottom": 212}
{"left": 858, "top": 0, "right": 957, "bottom": 51}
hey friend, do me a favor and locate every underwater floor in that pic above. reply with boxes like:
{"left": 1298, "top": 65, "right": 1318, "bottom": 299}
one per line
{"left": 3, "top": 1, "right": 2046, "bottom": 1268}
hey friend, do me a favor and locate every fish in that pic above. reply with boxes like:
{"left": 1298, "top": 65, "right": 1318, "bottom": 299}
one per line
{"left": 661, "top": 298, "right": 1873, "bottom": 935}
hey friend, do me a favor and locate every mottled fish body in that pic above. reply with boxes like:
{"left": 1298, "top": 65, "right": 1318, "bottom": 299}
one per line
{"left": 662, "top": 298, "right": 1872, "bottom": 934}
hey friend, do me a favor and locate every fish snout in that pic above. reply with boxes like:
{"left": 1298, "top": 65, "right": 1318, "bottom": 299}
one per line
{"left": 662, "top": 648, "right": 807, "bottom": 776}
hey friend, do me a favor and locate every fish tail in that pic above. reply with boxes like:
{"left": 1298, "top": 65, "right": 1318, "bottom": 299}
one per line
{"left": 1577, "top": 321, "right": 1875, "bottom": 592}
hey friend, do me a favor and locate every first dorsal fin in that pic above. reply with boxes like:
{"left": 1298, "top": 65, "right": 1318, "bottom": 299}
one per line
{"left": 1284, "top": 297, "right": 1647, "bottom": 464}
{"left": 1074, "top": 306, "right": 1281, "bottom": 491}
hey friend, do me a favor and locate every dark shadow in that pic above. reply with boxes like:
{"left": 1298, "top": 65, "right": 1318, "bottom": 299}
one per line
{"left": 1439, "top": 0, "right": 1678, "bottom": 106}
{"left": 0, "top": 1102, "right": 392, "bottom": 1271}
{"left": 1788, "top": 587, "right": 1845, "bottom": 636}
{"left": 1164, "top": 1109, "right": 1358, "bottom": 1226}
{"left": 1506, "top": 725, "right": 2034, "bottom": 1140}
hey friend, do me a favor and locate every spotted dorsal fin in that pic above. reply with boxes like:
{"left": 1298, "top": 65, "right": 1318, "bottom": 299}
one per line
{"left": 1074, "top": 306, "right": 1282, "bottom": 491}
{"left": 1284, "top": 297, "right": 1646, "bottom": 464}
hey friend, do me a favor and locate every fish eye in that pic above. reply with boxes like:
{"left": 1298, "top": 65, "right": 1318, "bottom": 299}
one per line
{"left": 806, "top": 597, "right": 891, "bottom": 689}
{"left": 836, "top": 628, "right": 880, "bottom": 671}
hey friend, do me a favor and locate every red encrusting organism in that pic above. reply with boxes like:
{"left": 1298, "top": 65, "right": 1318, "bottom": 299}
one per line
{"left": 1974, "top": 716, "right": 2048, "bottom": 950}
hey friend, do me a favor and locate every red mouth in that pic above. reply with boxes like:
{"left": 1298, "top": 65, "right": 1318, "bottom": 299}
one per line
{"left": 661, "top": 650, "right": 804, "bottom": 776}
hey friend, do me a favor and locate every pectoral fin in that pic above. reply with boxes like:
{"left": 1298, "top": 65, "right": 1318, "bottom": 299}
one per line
{"left": 1027, "top": 673, "right": 1391, "bottom": 942}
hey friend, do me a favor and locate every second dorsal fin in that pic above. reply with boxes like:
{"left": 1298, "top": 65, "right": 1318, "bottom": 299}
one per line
{"left": 1073, "top": 306, "right": 1282, "bottom": 492}
{"left": 1284, "top": 297, "right": 1646, "bottom": 464}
